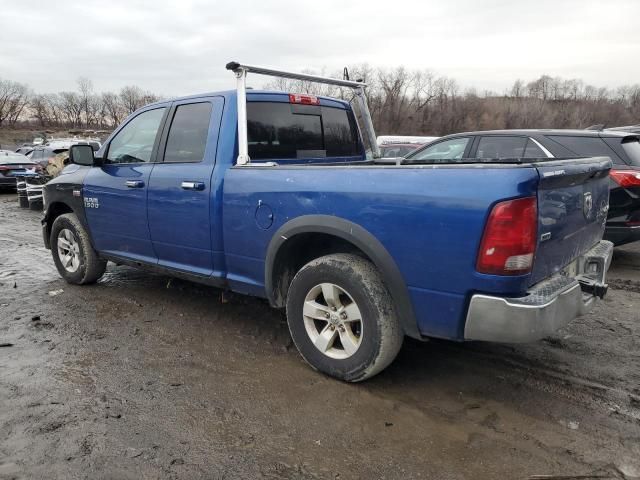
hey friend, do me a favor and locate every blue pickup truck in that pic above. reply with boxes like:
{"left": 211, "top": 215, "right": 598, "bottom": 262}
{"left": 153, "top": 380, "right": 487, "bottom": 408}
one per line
{"left": 42, "top": 63, "right": 613, "bottom": 381}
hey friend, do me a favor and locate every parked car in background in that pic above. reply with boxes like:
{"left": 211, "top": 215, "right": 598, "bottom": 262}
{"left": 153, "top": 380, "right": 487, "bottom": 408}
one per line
{"left": 405, "top": 129, "right": 640, "bottom": 245}
{"left": 605, "top": 124, "right": 640, "bottom": 134}
{"left": 29, "top": 139, "right": 102, "bottom": 168}
{"left": 15, "top": 144, "right": 36, "bottom": 156}
{"left": 46, "top": 138, "right": 102, "bottom": 151}
{"left": 0, "top": 150, "right": 41, "bottom": 190}
{"left": 377, "top": 135, "right": 438, "bottom": 158}
{"left": 379, "top": 143, "right": 425, "bottom": 157}
{"left": 29, "top": 146, "right": 71, "bottom": 168}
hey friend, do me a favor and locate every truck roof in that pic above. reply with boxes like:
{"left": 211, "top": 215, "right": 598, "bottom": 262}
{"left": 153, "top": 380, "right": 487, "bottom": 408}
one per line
{"left": 146, "top": 90, "right": 353, "bottom": 110}
{"left": 444, "top": 128, "right": 639, "bottom": 138}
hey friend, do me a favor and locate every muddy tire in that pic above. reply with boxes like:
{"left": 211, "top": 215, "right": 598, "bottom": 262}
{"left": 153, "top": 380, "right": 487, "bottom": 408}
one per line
{"left": 286, "top": 253, "right": 403, "bottom": 382}
{"left": 50, "top": 213, "right": 106, "bottom": 285}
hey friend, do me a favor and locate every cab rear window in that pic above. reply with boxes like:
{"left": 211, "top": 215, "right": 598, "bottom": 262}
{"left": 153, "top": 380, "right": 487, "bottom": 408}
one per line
{"left": 247, "top": 102, "right": 360, "bottom": 160}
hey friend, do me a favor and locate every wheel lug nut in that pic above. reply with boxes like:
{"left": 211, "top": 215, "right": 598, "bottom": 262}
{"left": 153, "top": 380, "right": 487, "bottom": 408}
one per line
{"left": 339, "top": 326, "right": 345, "bottom": 332}
{"left": 340, "top": 312, "right": 347, "bottom": 320}
{"left": 331, "top": 306, "right": 336, "bottom": 311}
{"left": 330, "top": 325, "right": 335, "bottom": 331}
{"left": 325, "top": 312, "right": 330, "bottom": 319}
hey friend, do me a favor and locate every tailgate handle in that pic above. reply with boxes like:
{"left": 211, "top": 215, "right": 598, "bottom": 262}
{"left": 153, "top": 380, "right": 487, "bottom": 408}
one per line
{"left": 181, "top": 181, "right": 205, "bottom": 191}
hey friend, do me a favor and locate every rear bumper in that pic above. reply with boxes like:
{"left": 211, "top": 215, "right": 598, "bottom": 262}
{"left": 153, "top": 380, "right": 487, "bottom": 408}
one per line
{"left": 0, "top": 177, "right": 17, "bottom": 186}
{"left": 464, "top": 240, "right": 613, "bottom": 343}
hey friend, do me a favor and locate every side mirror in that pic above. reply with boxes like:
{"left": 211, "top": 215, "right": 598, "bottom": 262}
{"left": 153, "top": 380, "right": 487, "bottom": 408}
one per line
{"left": 68, "top": 144, "right": 95, "bottom": 166}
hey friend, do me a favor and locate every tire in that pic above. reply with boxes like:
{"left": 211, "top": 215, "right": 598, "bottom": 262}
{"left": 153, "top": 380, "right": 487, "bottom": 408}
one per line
{"left": 50, "top": 213, "right": 107, "bottom": 284}
{"left": 286, "top": 253, "right": 403, "bottom": 382}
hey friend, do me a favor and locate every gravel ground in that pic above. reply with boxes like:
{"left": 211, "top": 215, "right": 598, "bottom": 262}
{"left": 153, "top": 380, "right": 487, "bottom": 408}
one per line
{"left": 0, "top": 191, "right": 639, "bottom": 480}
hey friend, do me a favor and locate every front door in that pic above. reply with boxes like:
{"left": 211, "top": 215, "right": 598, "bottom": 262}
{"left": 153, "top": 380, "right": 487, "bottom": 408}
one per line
{"left": 83, "top": 106, "right": 168, "bottom": 263}
{"left": 147, "top": 97, "right": 223, "bottom": 276}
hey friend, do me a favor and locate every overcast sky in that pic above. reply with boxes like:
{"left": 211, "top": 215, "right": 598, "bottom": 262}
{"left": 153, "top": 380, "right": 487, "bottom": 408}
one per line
{"left": 1, "top": 0, "right": 638, "bottom": 96}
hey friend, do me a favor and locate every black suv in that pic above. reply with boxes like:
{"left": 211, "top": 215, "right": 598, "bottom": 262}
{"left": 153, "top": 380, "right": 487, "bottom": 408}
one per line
{"left": 405, "top": 129, "right": 640, "bottom": 246}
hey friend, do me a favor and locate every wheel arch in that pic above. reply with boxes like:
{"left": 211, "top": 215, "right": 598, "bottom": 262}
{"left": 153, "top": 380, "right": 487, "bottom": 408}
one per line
{"left": 265, "top": 215, "right": 420, "bottom": 339}
{"left": 42, "top": 201, "right": 75, "bottom": 249}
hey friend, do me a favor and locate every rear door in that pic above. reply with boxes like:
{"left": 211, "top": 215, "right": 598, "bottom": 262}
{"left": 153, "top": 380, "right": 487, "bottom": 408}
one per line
{"left": 83, "top": 105, "right": 168, "bottom": 263}
{"left": 531, "top": 157, "right": 612, "bottom": 283}
{"left": 146, "top": 97, "right": 223, "bottom": 276}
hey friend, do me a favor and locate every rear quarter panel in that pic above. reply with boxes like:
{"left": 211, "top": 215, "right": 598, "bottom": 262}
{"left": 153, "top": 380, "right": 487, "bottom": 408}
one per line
{"left": 222, "top": 164, "right": 539, "bottom": 339}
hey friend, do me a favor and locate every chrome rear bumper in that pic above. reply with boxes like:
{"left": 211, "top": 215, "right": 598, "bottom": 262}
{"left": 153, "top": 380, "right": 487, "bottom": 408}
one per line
{"left": 464, "top": 240, "right": 613, "bottom": 343}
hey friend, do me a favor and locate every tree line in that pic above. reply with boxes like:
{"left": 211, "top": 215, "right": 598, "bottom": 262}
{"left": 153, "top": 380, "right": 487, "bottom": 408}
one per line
{"left": 1, "top": 68, "right": 639, "bottom": 133}
{"left": 266, "top": 66, "right": 640, "bottom": 135}
{"left": 0, "top": 77, "right": 160, "bottom": 129}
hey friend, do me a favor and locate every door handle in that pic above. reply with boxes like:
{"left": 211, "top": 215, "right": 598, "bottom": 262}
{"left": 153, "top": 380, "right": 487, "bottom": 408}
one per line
{"left": 125, "top": 180, "right": 145, "bottom": 188}
{"left": 181, "top": 181, "right": 205, "bottom": 191}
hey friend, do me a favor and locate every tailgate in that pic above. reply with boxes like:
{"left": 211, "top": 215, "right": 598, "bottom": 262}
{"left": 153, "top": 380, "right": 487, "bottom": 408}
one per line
{"left": 530, "top": 156, "right": 611, "bottom": 284}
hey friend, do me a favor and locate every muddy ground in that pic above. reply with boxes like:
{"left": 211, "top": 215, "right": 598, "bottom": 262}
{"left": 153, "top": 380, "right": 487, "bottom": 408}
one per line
{"left": 0, "top": 192, "right": 639, "bottom": 480}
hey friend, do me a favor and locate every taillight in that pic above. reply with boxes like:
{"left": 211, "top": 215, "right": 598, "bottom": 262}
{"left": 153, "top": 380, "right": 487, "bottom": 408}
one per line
{"left": 477, "top": 197, "right": 538, "bottom": 276}
{"left": 289, "top": 93, "right": 320, "bottom": 105}
{"left": 610, "top": 169, "right": 640, "bottom": 188}
{"left": 0, "top": 165, "right": 10, "bottom": 171}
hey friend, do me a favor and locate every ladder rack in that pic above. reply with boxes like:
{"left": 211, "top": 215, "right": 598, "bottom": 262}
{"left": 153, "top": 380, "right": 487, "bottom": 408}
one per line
{"left": 225, "top": 61, "right": 380, "bottom": 165}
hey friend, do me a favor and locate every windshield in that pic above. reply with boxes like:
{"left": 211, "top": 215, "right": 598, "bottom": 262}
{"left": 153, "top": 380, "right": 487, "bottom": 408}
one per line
{"left": 380, "top": 145, "right": 420, "bottom": 158}
{"left": 621, "top": 138, "right": 640, "bottom": 167}
{"left": 407, "top": 137, "right": 470, "bottom": 162}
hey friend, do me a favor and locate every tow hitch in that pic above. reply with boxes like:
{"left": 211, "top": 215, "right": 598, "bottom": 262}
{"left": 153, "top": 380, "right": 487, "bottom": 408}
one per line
{"left": 578, "top": 277, "right": 608, "bottom": 299}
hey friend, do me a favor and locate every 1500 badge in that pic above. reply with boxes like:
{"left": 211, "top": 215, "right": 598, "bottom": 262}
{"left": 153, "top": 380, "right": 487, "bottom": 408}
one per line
{"left": 84, "top": 197, "right": 99, "bottom": 209}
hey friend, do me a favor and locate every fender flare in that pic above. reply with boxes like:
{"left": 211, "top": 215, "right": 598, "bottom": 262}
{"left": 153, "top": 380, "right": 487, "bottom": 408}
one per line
{"left": 265, "top": 215, "right": 420, "bottom": 339}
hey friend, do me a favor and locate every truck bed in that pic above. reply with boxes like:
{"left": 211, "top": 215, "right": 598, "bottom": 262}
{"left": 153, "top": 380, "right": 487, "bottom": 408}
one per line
{"left": 222, "top": 157, "right": 611, "bottom": 340}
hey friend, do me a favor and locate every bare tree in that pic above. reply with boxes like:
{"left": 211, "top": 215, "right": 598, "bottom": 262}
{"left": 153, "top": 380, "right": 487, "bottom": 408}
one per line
{"left": 101, "top": 92, "right": 125, "bottom": 128}
{"left": 59, "top": 91, "right": 83, "bottom": 127}
{"left": 0, "top": 79, "right": 30, "bottom": 127}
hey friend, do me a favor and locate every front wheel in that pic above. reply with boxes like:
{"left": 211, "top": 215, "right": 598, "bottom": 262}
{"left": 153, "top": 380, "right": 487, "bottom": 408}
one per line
{"left": 286, "top": 253, "right": 404, "bottom": 382}
{"left": 50, "top": 213, "right": 107, "bottom": 284}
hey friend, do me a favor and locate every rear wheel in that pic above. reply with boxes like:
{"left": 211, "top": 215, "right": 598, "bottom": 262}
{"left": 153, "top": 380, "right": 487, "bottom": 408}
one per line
{"left": 286, "top": 253, "right": 403, "bottom": 382}
{"left": 51, "top": 213, "right": 106, "bottom": 284}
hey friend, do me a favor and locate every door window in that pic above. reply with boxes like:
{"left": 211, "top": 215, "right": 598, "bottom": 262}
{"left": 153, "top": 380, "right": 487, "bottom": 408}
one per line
{"left": 106, "top": 107, "right": 166, "bottom": 164}
{"left": 409, "top": 137, "right": 470, "bottom": 161}
{"left": 476, "top": 136, "right": 527, "bottom": 159}
{"left": 163, "top": 103, "right": 213, "bottom": 163}
{"left": 523, "top": 139, "right": 548, "bottom": 158}
{"left": 546, "top": 135, "right": 623, "bottom": 164}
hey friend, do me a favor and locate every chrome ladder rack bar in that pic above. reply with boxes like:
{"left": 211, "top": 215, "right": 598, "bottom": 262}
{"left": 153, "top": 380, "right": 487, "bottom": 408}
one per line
{"left": 225, "top": 61, "right": 381, "bottom": 165}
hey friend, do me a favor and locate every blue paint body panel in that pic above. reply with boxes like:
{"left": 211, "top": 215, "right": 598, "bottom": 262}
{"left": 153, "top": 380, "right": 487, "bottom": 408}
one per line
{"left": 80, "top": 89, "right": 611, "bottom": 341}
{"left": 221, "top": 165, "right": 539, "bottom": 339}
